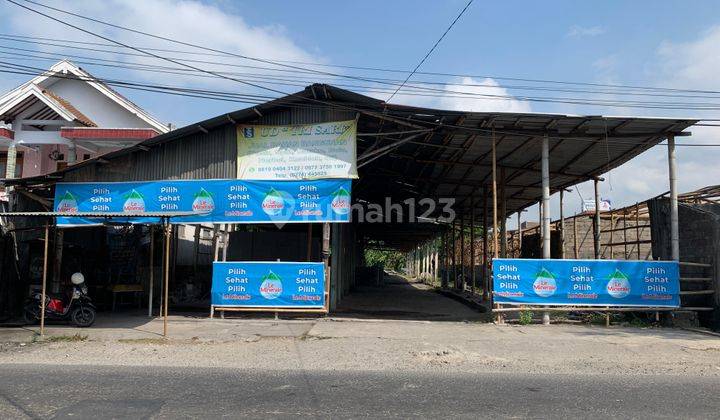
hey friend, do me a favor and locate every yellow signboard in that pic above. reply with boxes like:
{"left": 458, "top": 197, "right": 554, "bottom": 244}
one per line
{"left": 237, "top": 120, "right": 358, "bottom": 180}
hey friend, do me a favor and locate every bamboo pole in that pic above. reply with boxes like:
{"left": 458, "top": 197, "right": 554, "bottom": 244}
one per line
{"left": 40, "top": 222, "right": 50, "bottom": 337}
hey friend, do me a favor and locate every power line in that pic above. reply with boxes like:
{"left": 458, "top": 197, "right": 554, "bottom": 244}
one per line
{"left": 6, "top": 0, "right": 720, "bottom": 146}
{"left": 4, "top": 47, "right": 720, "bottom": 112}
{"left": 10, "top": 0, "right": 720, "bottom": 112}
{"left": 5, "top": 61, "right": 720, "bottom": 149}
{"left": 386, "top": 0, "right": 473, "bottom": 102}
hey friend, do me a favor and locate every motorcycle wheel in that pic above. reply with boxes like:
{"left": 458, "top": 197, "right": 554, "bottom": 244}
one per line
{"left": 71, "top": 306, "right": 96, "bottom": 328}
{"left": 23, "top": 307, "right": 39, "bottom": 325}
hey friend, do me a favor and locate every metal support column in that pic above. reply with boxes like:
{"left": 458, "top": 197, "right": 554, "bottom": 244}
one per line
{"left": 667, "top": 133, "right": 679, "bottom": 261}
{"left": 541, "top": 133, "right": 551, "bottom": 325}
{"left": 492, "top": 129, "right": 502, "bottom": 322}
{"left": 163, "top": 218, "right": 171, "bottom": 337}
{"left": 594, "top": 179, "right": 601, "bottom": 259}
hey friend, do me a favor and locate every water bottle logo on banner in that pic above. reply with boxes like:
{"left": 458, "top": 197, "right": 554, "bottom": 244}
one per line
{"left": 606, "top": 269, "right": 631, "bottom": 298}
{"left": 56, "top": 191, "right": 79, "bottom": 213}
{"left": 259, "top": 271, "right": 283, "bottom": 299}
{"left": 330, "top": 187, "right": 351, "bottom": 215}
{"left": 533, "top": 267, "right": 558, "bottom": 297}
{"left": 122, "top": 190, "right": 146, "bottom": 212}
{"left": 192, "top": 188, "right": 215, "bottom": 212}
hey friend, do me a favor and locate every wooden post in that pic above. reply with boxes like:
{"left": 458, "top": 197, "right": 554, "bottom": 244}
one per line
{"left": 538, "top": 201, "right": 543, "bottom": 254}
{"left": 51, "top": 229, "right": 64, "bottom": 293}
{"left": 500, "top": 167, "right": 507, "bottom": 258}
{"left": 222, "top": 223, "right": 229, "bottom": 262}
{"left": 593, "top": 178, "right": 601, "bottom": 259}
{"left": 609, "top": 213, "right": 615, "bottom": 259}
{"left": 163, "top": 219, "right": 171, "bottom": 337}
{"left": 451, "top": 220, "right": 456, "bottom": 287}
{"left": 492, "top": 129, "right": 498, "bottom": 260}
{"left": 148, "top": 226, "right": 154, "bottom": 318}
{"left": 517, "top": 212, "right": 522, "bottom": 257}
{"left": 573, "top": 216, "right": 579, "bottom": 259}
{"left": 470, "top": 197, "right": 476, "bottom": 294}
{"left": 193, "top": 225, "right": 200, "bottom": 279}
{"left": 559, "top": 190, "right": 565, "bottom": 259}
{"left": 623, "top": 210, "right": 628, "bottom": 259}
{"left": 322, "top": 223, "right": 331, "bottom": 311}
{"left": 482, "top": 186, "right": 489, "bottom": 299}
{"left": 307, "top": 224, "right": 313, "bottom": 261}
{"left": 460, "top": 213, "right": 465, "bottom": 290}
{"left": 40, "top": 222, "right": 50, "bottom": 337}
{"left": 441, "top": 228, "right": 448, "bottom": 288}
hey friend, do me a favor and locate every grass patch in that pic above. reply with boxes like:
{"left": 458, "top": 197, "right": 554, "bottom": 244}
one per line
{"left": 46, "top": 333, "right": 88, "bottom": 342}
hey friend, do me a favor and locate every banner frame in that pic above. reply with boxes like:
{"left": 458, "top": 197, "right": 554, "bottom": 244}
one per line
{"left": 210, "top": 260, "right": 329, "bottom": 316}
{"left": 492, "top": 257, "right": 680, "bottom": 308}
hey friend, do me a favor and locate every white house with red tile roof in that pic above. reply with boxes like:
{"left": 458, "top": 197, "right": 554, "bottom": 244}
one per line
{"left": 0, "top": 60, "right": 169, "bottom": 182}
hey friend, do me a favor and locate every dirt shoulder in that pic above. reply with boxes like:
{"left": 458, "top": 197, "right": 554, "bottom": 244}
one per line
{"left": 1, "top": 316, "right": 719, "bottom": 377}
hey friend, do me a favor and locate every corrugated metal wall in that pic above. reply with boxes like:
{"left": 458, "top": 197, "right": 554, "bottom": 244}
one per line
{"left": 62, "top": 106, "right": 355, "bottom": 183}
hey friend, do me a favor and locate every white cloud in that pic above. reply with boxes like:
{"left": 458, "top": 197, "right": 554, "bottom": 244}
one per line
{"left": 656, "top": 25, "right": 720, "bottom": 90}
{"left": 436, "top": 77, "right": 532, "bottom": 113}
{"left": 379, "top": 77, "right": 532, "bottom": 113}
{"left": 4, "top": 0, "right": 327, "bottom": 90}
{"left": 567, "top": 25, "right": 606, "bottom": 38}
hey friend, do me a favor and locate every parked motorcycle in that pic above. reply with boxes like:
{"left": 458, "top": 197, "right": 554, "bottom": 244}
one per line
{"left": 23, "top": 272, "right": 96, "bottom": 327}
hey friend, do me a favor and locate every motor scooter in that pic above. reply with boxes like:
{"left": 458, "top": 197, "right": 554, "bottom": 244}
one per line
{"left": 23, "top": 272, "right": 96, "bottom": 327}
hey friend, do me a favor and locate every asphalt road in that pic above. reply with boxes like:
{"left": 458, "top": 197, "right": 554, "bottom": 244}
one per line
{"left": 0, "top": 364, "right": 718, "bottom": 419}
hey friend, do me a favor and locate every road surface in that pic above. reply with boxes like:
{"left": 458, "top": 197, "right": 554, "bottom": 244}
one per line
{"left": 0, "top": 364, "right": 717, "bottom": 419}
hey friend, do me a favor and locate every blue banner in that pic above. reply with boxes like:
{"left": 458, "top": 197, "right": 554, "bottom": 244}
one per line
{"left": 493, "top": 258, "right": 680, "bottom": 307}
{"left": 211, "top": 261, "right": 326, "bottom": 308}
{"left": 53, "top": 179, "right": 351, "bottom": 226}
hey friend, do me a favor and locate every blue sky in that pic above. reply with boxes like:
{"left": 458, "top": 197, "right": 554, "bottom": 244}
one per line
{"left": 1, "top": 0, "right": 719, "bottom": 219}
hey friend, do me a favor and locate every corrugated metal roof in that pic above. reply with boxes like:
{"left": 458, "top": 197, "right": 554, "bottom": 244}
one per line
{"left": 1, "top": 84, "right": 699, "bottom": 250}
